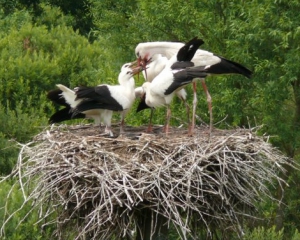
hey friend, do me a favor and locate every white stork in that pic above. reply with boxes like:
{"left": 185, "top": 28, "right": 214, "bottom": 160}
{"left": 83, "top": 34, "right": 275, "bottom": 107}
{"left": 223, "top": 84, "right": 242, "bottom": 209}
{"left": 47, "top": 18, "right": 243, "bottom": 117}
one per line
{"left": 135, "top": 53, "right": 190, "bottom": 132}
{"left": 72, "top": 64, "right": 143, "bottom": 136}
{"left": 47, "top": 62, "right": 138, "bottom": 137}
{"left": 139, "top": 37, "right": 208, "bottom": 135}
{"left": 135, "top": 38, "right": 252, "bottom": 134}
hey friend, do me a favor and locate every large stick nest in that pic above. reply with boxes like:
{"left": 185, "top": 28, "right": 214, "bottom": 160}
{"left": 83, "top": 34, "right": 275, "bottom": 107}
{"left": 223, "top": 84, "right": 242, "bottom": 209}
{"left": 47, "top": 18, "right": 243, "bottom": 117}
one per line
{"left": 1, "top": 124, "right": 292, "bottom": 239}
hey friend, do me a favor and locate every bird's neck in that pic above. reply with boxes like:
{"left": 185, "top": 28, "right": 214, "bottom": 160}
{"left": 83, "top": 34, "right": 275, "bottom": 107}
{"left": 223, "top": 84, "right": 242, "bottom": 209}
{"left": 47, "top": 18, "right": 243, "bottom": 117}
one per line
{"left": 119, "top": 78, "right": 135, "bottom": 90}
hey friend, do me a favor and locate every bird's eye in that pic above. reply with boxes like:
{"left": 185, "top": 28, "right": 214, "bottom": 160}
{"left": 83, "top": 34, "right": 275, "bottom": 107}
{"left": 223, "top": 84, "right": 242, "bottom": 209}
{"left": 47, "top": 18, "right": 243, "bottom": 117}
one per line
{"left": 124, "top": 64, "right": 129, "bottom": 68}
{"left": 136, "top": 52, "right": 140, "bottom": 57}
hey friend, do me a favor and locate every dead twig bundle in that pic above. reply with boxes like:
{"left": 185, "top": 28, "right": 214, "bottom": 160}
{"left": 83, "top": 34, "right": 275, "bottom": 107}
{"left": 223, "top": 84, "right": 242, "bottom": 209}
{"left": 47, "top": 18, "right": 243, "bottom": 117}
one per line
{"left": 0, "top": 124, "right": 293, "bottom": 239}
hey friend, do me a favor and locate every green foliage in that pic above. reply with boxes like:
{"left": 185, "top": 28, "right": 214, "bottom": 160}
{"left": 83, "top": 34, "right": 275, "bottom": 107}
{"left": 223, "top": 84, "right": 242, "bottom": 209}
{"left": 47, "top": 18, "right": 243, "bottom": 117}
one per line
{"left": 0, "top": 99, "right": 49, "bottom": 175}
{"left": 45, "top": 0, "right": 95, "bottom": 37}
{"left": 243, "top": 226, "right": 284, "bottom": 240}
{"left": 0, "top": 0, "right": 92, "bottom": 37}
{"left": 34, "top": 3, "right": 74, "bottom": 29}
{"left": 0, "top": 9, "right": 103, "bottom": 93}
{"left": 243, "top": 226, "right": 300, "bottom": 240}
{"left": 0, "top": 180, "right": 54, "bottom": 239}
{"left": 0, "top": 133, "right": 18, "bottom": 175}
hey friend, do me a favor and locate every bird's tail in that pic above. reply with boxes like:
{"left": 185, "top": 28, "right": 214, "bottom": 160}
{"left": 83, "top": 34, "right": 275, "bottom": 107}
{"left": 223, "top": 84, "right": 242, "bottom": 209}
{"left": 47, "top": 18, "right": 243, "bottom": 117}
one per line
{"left": 209, "top": 57, "right": 253, "bottom": 78}
{"left": 184, "top": 67, "right": 208, "bottom": 80}
{"left": 56, "top": 84, "right": 80, "bottom": 108}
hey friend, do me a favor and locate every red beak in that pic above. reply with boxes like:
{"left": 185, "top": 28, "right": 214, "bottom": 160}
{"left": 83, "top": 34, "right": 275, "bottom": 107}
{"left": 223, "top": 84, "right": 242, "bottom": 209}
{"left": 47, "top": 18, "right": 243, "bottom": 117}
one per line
{"left": 136, "top": 55, "right": 151, "bottom": 81}
{"left": 137, "top": 56, "right": 142, "bottom": 82}
{"left": 143, "top": 57, "right": 148, "bottom": 81}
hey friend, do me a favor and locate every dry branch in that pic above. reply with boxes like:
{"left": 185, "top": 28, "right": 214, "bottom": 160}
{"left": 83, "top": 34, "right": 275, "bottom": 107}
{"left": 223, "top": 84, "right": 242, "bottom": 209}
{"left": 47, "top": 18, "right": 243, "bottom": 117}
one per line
{"left": 0, "top": 124, "right": 293, "bottom": 239}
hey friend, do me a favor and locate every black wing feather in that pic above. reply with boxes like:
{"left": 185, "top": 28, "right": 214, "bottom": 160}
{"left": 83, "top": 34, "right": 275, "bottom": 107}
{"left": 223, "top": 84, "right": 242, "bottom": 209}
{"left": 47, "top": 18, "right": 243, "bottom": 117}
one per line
{"left": 171, "top": 61, "right": 194, "bottom": 70}
{"left": 49, "top": 107, "right": 85, "bottom": 123}
{"left": 73, "top": 98, "right": 123, "bottom": 118}
{"left": 176, "top": 37, "right": 204, "bottom": 62}
{"left": 164, "top": 68, "right": 207, "bottom": 95}
{"left": 207, "top": 56, "right": 253, "bottom": 78}
{"left": 75, "top": 85, "right": 123, "bottom": 111}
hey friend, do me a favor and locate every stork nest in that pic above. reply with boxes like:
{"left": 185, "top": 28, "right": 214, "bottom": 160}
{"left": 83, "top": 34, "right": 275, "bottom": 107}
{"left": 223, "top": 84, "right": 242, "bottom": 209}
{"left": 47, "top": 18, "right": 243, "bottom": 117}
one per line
{"left": 1, "top": 124, "right": 292, "bottom": 239}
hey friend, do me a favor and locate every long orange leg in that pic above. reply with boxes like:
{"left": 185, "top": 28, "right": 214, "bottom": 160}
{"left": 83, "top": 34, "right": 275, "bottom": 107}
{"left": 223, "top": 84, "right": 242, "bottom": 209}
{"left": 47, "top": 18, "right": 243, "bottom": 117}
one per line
{"left": 146, "top": 108, "right": 154, "bottom": 133}
{"left": 200, "top": 79, "right": 213, "bottom": 134}
{"left": 183, "top": 99, "right": 191, "bottom": 135}
{"left": 164, "top": 105, "right": 171, "bottom": 136}
{"left": 178, "top": 95, "right": 191, "bottom": 135}
{"left": 119, "top": 112, "right": 126, "bottom": 135}
{"left": 191, "top": 81, "right": 197, "bottom": 135}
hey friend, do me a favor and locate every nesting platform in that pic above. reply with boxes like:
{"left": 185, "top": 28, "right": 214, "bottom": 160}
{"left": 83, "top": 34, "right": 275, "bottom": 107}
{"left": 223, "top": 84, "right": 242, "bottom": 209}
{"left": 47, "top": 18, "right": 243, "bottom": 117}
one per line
{"left": 3, "top": 124, "right": 291, "bottom": 240}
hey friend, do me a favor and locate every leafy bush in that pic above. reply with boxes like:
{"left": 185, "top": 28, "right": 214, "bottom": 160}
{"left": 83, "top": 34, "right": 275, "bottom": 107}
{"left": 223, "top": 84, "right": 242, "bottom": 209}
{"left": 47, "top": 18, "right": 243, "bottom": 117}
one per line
{"left": 0, "top": 181, "right": 55, "bottom": 240}
{"left": 243, "top": 226, "right": 284, "bottom": 240}
{"left": 243, "top": 226, "right": 300, "bottom": 240}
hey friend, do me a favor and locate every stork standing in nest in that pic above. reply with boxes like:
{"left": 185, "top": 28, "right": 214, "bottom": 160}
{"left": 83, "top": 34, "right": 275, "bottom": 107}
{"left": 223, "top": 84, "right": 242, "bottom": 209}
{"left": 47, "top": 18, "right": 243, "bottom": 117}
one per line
{"left": 135, "top": 53, "right": 190, "bottom": 133}
{"left": 135, "top": 38, "right": 252, "bottom": 135}
{"left": 47, "top": 63, "right": 140, "bottom": 136}
{"left": 137, "top": 37, "right": 208, "bottom": 135}
{"left": 72, "top": 63, "right": 143, "bottom": 136}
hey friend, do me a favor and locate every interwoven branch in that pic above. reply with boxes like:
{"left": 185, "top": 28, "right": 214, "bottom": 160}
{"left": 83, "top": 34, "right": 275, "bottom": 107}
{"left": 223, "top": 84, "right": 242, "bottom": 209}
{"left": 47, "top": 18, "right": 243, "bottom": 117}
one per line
{"left": 0, "top": 124, "right": 293, "bottom": 239}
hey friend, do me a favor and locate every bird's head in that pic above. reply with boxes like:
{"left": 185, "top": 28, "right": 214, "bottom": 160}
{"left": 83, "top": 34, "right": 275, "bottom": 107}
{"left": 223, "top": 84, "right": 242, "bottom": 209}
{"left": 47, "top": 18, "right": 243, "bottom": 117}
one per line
{"left": 121, "top": 58, "right": 150, "bottom": 83}
{"left": 118, "top": 64, "right": 145, "bottom": 82}
{"left": 135, "top": 44, "right": 155, "bottom": 80}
